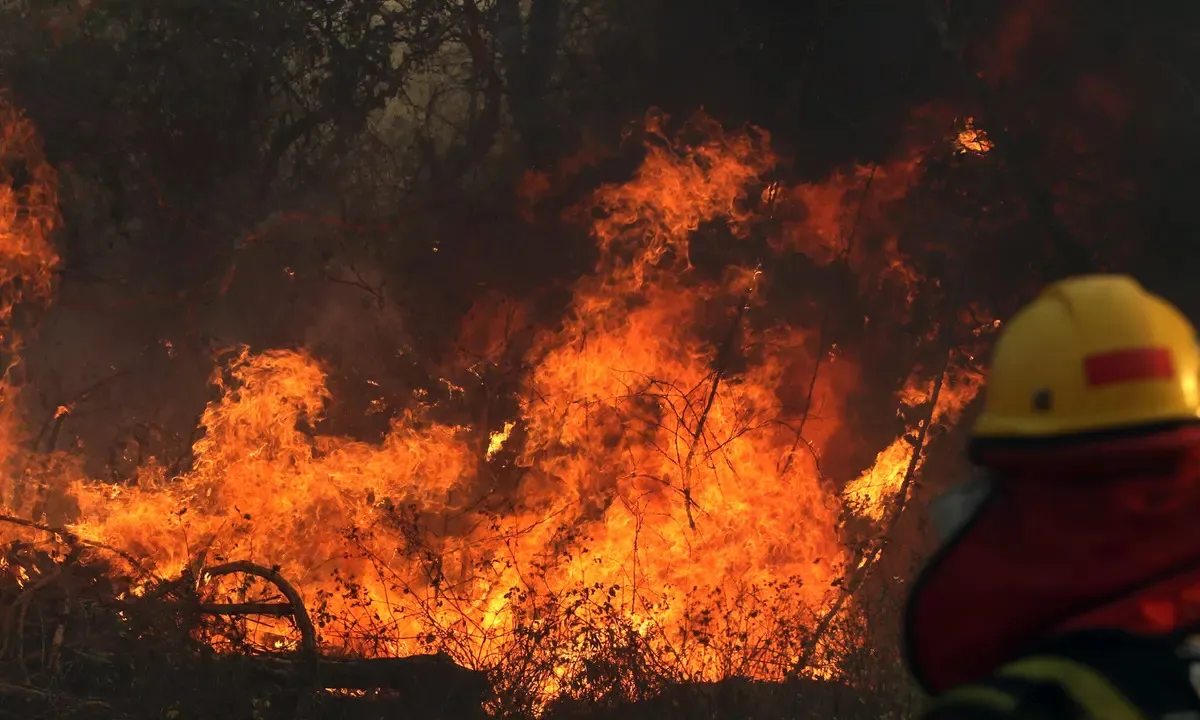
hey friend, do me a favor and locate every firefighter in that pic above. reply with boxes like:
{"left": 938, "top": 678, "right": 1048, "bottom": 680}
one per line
{"left": 904, "top": 274, "right": 1200, "bottom": 720}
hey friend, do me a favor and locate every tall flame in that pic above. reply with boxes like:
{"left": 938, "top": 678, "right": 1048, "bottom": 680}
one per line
{"left": 0, "top": 106, "right": 989, "bottom": 702}
{"left": 0, "top": 96, "right": 61, "bottom": 508}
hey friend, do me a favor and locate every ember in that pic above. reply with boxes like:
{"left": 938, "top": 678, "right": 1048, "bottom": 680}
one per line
{"left": 954, "top": 118, "right": 994, "bottom": 156}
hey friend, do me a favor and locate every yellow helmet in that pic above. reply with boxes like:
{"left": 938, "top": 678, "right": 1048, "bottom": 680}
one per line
{"left": 972, "top": 274, "right": 1200, "bottom": 441}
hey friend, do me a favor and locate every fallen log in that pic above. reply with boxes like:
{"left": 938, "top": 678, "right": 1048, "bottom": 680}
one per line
{"left": 239, "top": 652, "right": 491, "bottom": 696}
{"left": 194, "top": 601, "right": 294, "bottom": 617}
{"left": 230, "top": 652, "right": 492, "bottom": 719}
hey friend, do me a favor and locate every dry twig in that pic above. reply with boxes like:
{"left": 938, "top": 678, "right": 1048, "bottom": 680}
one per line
{"left": 788, "top": 347, "right": 952, "bottom": 678}
{"left": 0, "top": 514, "right": 155, "bottom": 580}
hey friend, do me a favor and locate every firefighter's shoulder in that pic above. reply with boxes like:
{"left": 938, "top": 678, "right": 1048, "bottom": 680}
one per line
{"left": 922, "top": 665, "right": 1098, "bottom": 720}
{"left": 922, "top": 629, "right": 1200, "bottom": 720}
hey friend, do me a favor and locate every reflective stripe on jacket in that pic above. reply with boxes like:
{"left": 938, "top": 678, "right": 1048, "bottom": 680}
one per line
{"left": 920, "top": 629, "right": 1200, "bottom": 720}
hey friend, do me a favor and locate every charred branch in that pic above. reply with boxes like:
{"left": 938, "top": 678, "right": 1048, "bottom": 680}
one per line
{"left": 200, "top": 561, "right": 318, "bottom": 656}
{"left": 0, "top": 515, "right": 153, "bottom": 580}
{"left": 187, "top": 602, "right": 296, "bottom": 617}
{"left": 789, "top": 346, "right": 952, "bottom": 679}
{"left": 678, "top": 272, "right": 757, "bottom": 530}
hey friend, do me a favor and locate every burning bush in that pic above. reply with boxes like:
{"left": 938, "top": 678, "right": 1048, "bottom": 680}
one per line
{"left": 0, "top": 94, "right": 1000, "bottom": 719}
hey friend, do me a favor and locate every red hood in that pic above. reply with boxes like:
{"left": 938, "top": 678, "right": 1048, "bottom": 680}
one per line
{"left": 904, "top": 425, "right": 1200, "bottom": 694}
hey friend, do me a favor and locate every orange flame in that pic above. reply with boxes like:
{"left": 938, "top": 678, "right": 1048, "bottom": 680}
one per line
{"left": 0, "top": 96, "right": 60, "bottom": 507}
{"left": 0, "top": 106, "right": 989, "bottom": 701}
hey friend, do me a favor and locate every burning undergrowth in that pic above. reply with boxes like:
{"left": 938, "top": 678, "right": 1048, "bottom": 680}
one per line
{"left": 0, "top": 97, "right": 996, "bottom": 718}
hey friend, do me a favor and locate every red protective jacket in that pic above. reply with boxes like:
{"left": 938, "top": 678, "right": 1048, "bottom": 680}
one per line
{"left": 905, "top": 425, "right": 1200, "bottom": 695}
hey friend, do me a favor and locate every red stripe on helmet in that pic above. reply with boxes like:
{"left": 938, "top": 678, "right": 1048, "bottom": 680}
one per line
{"left": 1083, "top": 347, "right": 1175, "bottom": 386}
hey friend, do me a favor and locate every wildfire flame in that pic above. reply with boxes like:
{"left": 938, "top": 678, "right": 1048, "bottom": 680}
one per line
{"left": 0, "top": 96, "right": 60, "bottom": 499}
{"left": 0, "top": 105, "right": 991, "bottom": 701}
